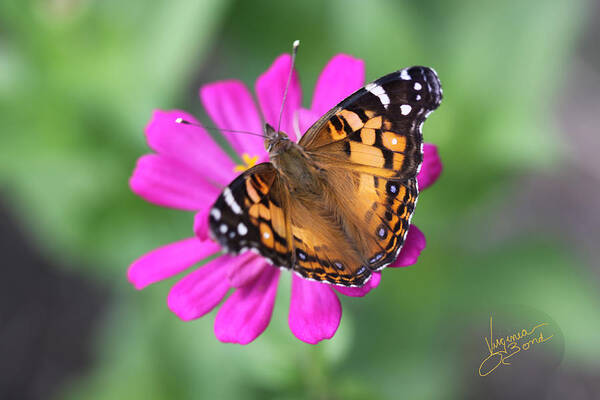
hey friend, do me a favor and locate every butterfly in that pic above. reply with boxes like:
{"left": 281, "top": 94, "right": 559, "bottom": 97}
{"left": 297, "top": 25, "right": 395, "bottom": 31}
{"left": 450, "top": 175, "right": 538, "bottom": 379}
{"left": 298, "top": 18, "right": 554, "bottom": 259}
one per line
{"left": 208, "top": 66, "right": 442, "bottom": 287}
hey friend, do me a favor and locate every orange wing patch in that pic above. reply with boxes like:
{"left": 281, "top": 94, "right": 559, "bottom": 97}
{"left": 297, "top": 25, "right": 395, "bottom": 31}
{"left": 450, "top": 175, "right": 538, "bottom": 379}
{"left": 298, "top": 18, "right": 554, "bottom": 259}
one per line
{"left": 304, "top": 109, "right": 420, "bottom": 181}
{"left": 381, "top": 130, "right": 406, "bottom": 152}
{"left": 339, "top": 109, "right": 365, "bottom": 131}
{"left": 360, "top": 128, "right": 376, "bottom": 145}
{"left": 349, "top": 141, "right": 385, "bottom": 168}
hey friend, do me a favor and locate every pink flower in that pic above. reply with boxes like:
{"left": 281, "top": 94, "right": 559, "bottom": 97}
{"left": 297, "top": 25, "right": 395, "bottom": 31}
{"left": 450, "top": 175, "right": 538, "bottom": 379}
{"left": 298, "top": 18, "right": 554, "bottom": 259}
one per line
{"left": 128, "top": 54, "right": 443, "bottom": 344}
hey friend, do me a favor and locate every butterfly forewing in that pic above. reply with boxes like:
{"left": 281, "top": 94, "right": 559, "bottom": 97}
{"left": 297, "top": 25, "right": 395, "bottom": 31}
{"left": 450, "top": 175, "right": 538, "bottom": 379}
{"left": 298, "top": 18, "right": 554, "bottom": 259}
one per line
{"left": 300, "top": 66, "right": 441, "bottom": 154}
{"left": 208, "top": 163, "right": 292, "bottom": 268}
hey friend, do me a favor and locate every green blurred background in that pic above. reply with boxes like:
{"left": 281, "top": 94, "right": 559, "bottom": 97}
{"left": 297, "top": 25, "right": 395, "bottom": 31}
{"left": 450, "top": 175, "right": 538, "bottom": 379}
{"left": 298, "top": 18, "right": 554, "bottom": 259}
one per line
{"left": 1, "top": 0, "right": 600, "bottom": 398}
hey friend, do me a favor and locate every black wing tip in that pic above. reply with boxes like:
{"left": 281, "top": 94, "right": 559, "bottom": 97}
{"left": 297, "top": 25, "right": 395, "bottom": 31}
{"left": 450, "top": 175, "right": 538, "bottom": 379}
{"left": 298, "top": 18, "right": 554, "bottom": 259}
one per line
{"left": 372, "top": 66, "right": 443, "bottom": 109}
{"left": 406, "top": 66, "right": 443, "bottom": 108}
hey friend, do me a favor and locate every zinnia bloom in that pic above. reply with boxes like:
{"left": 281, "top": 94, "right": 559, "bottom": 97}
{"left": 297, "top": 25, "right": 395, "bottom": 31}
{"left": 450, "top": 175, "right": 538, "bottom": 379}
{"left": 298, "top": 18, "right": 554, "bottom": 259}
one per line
{"left": 128, "top": 54, "right": 442, "bottom": 344}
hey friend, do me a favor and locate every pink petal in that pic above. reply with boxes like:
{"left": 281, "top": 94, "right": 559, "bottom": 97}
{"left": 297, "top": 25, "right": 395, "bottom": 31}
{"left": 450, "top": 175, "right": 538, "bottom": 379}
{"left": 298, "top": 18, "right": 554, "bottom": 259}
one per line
{"left": 310, "top": 54, "right": 365, "bottom": 116}
{"left": 128, "top": 237, "right": 220, "bottom": 290}
{"left": 130, "top": 154, "right": 220, "bottom": 211}
{"left": 295, "top": 108, "right": 320, "bottom": 138}
{"left": 288, "top": 275, "right": 341, "bottom": 344}
{"left": 417, "top": 143, "right": 442, "bottom": 190}
{"left": 214, "top": 267, "right": 280, "bottom": 344}
{"left": 145, "top": 109, "right": 236, "bottom": 186}
{"left": 255, "top": 54, "right": 301, "bottom": 142}
{"left": 194, "top": 209, "right": 210, "bottom": 241}
{"left": 167, "top": 254, "right": 233, "bottom": 321}
{"left": 334, "top": 271, "right": 381, "bottom": 297}
{"left": 226, "top": 253, "right": 269, "bottom": 288}
{"left": 200, "top": 81, "right": 267, "bottom": 158}
{"left": 389, "top": 225, "right": 426, "bottom": 267}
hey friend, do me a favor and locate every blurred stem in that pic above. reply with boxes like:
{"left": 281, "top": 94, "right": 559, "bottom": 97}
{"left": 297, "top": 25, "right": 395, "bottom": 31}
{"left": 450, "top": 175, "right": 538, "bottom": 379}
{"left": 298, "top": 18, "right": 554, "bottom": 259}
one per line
{"left": 301, "top": 346, "right": 332, "bottom": 399}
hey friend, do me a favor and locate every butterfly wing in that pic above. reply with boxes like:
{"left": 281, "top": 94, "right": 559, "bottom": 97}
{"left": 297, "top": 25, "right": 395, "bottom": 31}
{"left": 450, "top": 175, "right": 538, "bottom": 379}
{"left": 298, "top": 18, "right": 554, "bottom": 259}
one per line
{"left": 209, "top": 163, "right": 292, "bottom": 268}
{"left": 297, "top": 66, "right": 442, "bottom": 274}
{"left": 209, "top": 162, "right": 371, "bottom": 285}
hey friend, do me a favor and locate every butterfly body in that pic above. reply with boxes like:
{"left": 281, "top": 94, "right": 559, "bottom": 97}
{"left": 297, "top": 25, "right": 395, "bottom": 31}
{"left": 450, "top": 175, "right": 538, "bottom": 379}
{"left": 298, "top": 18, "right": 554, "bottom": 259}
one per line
{"left": 209, "top": 66, "right": 442, "bottom": 287}
{"left": 267, "top": 132, "right": 322, "bottom": 195}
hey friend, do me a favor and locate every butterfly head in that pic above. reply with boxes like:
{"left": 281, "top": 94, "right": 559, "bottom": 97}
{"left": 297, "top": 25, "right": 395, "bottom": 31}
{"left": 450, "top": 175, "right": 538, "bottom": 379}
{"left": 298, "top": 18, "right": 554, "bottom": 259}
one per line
{"left": 264, "top": 123, "right": 292, "bottom": 155}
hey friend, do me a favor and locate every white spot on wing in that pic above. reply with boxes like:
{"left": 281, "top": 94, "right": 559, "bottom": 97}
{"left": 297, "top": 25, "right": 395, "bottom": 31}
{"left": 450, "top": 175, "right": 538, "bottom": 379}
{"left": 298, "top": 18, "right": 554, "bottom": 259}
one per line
{"left": 365, "top": 82, "right": 390, "bottom": 109}
{"left": 400, "top": 69, "right": 411, "bottom": 80}
{"left": 414, "top": 82, "right": 422, "bottom": 90}
{"left": 219, "top": 224, "right": 228, "bottom": 234}
{"left": 223, "top": 187, "right": 242, "bottom": 215}
{"left": 400, "top": 104, "right": 412, "bottom": 115}
{"left": 391, "top": 138, "right": 398, "bottom": 145}
{"left": 210, "top": 208, "right": 221, "bottom": 221}
{"left": 263, "top": 232, "right": 270, "bottom": 239}
{"left": 237, "top": 222, "right": 248, "bottom": 236}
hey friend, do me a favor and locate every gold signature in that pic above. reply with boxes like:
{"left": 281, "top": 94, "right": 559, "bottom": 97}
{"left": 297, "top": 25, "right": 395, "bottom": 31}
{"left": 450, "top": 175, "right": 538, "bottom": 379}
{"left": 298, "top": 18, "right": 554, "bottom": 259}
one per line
{"left": 478, "top": 316, "right": 553, "bottom": 377}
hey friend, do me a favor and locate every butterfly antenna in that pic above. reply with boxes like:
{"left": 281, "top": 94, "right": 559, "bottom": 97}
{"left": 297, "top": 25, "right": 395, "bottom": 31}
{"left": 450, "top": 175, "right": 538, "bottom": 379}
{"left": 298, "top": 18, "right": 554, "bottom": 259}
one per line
{"left": 175, "top": 118, "right": 266, "bottom": 138}
{"left": 276, "top": 39, "right": 300, "bottom": 133}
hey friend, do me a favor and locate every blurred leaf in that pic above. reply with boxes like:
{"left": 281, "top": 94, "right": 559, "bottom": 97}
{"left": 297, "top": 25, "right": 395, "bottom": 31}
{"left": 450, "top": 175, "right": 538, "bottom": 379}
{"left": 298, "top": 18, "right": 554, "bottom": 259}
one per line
{"left": 0, "top": 0, "right": 230, "bottom": 274}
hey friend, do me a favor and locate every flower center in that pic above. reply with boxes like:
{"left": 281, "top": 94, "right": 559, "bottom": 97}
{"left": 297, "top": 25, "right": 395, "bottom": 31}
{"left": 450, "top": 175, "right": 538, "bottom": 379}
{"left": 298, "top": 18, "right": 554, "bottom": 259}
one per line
{"left": 233, "top": 153, "right": 258, "bottom": 173}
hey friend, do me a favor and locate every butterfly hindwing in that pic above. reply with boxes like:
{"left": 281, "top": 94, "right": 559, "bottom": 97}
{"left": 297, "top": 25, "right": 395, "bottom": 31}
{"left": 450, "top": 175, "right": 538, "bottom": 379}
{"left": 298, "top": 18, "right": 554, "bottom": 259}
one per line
{"left": 286, "top": 194, "right": 373, "bottom": 286}
{"left": 349, "top": 173, "right": 419, "bottom": 270}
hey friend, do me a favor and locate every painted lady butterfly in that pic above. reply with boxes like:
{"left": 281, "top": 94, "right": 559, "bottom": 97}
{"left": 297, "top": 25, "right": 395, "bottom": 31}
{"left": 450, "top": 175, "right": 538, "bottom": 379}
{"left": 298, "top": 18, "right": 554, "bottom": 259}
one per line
{"left": 209, "top": 66, "right": 442, "bottom": 287}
